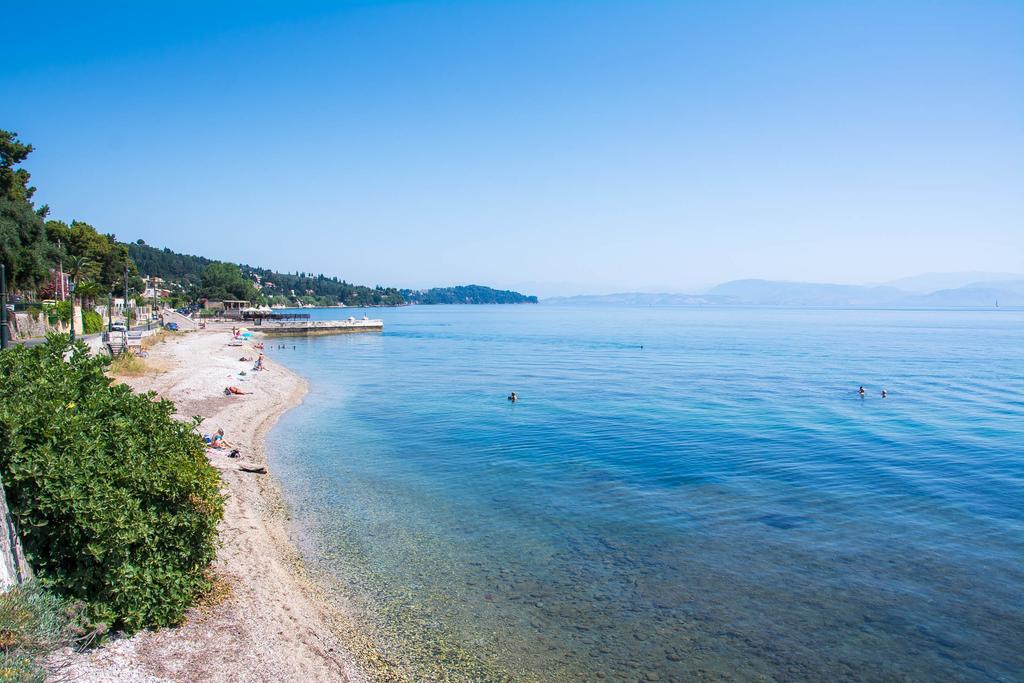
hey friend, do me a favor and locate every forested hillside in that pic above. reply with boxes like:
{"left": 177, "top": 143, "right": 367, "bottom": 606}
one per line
{"left": 401, "top": 285, "right": 538, "bottom": 304}
{"left": 128, "top": 242, "right": 214, "bottom": 288}
{"left": 2, "top": 128, "right": 534, "bottom": 309}
{"left": 130, "top": 240, "right": 403, "bottom": 307}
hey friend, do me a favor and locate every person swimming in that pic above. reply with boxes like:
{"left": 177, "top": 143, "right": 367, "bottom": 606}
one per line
{"left": 881, "top": 389, "right": 887, "bottom": 398}
{"left": 508, "top": 392, "right": 518, "bottom": 402}
{"left": 858, "top": 386, "right": 866, "bottom": 397}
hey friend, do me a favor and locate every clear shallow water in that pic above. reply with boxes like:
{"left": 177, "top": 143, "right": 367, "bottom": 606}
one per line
{"left": 266, "top": 306, "right": 1024, "bottom": 682}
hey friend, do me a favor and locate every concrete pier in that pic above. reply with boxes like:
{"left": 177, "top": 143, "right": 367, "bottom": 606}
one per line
{"left": 257, "top": 318, "right": 383, "bottom": 335}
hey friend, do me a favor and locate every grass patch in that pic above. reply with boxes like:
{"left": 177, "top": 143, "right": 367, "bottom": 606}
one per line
{"left": 0, "top": 582, "right": 91, "bottom": 683}
{"left": 108, "top": 353, "right": 148, "bottom": 377}
{"left": 141, "top": 329, "right": 177, "bottom": 352}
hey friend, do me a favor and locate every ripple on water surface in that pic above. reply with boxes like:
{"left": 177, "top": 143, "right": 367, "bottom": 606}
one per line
{"left": 267, "top": 306, "right": 1024, "bottom": 681}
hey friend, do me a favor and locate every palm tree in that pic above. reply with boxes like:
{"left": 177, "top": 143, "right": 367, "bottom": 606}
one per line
{"left": 75, "top": 280, "right": 103, "bottom": 308}
{"left": 65, "top": 256, "right": 93, "bottom": 290}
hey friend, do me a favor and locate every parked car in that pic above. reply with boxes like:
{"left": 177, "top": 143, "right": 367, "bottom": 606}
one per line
{"left": 166, "top": 322, "right": 179, "bottom": 331}
{"left": 111, "top": 322, "right": 127, "bottom": 332}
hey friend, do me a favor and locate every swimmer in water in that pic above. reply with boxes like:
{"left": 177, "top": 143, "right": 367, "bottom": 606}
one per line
{"left": 508, "top": 392, "right": 518, "bottom": 402}
{"left": 859, "top": 386, "right": 866, "bottom": 397}
{"left": 881, "top": 389, "right": 887, "bottom": 398}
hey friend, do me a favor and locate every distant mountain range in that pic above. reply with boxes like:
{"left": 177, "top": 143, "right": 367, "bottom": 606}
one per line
{"left": 543, "top": 273, "right": 1024, "bottom": 307}
{"left": 879, "top": 272, "right": 1024, "bottom": 293}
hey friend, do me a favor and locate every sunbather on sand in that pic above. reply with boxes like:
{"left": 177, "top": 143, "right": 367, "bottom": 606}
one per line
{"left": 225, "top": 386, "right": 251, "bottom": 395}
{"left": 211, "top": 428, "right": 233, "bottom": 448}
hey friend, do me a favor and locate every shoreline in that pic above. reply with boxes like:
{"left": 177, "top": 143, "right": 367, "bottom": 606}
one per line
{"left": 51, "top": 329, "right": 369, "bottom": 682}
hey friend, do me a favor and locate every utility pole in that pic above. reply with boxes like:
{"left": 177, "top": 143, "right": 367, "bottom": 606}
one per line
{"left": 69, "top": 280, "right": 76, "bottom": 342}
{"left": 123, "top": 264, "right": 129, "bottom": 329}
{"left": 0, "top": 263, "right": 9, "bottom": 350}
{"left": 57, "top": 239, "right": 65, "bottom": 301}
{"left": 107, "top": 292, "right": 113, "bottom": 332}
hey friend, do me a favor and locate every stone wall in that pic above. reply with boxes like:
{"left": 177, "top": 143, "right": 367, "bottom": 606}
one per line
{"left": 12, "top": 311, "right": 66, "bottom": 340}
{"left": 0, "top": 475, "right": 32, "bottom": 590}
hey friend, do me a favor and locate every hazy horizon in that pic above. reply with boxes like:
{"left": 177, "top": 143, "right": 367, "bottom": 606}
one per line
{"left": 3, "top": 1, "right": 1022, "bottom": 294}
{"left": 522, "top": 270, "right": 1024, "bottom": 300}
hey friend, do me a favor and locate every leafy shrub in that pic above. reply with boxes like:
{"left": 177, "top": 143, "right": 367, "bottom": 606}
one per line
{"left": 40, "top": 301, "right": 70, "bottom": 326}
{"left": 0, "top": 337, "right": 224, "bottom": 632}
{"left": 81, "top": 310, "right": 103, "bottom": 335}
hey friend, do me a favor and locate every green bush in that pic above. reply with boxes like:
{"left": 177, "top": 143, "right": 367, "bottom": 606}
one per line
{"left": 41, "top": 301, "right": 70, "bottom": 326}
{"left": 0, "top": 337, "right": 224, "bottom": 632}
{"left": 81, "top": 310, "right": 104, "bottom": 335}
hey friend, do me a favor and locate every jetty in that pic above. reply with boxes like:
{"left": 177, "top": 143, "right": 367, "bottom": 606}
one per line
{"left": 255, "top": 315, "right": 383, "bottom": 336}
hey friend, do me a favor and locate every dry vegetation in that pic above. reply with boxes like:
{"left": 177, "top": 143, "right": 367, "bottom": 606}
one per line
{"left": 191, "top": 571, "right": 234, "bottom": 617}
{"left": 141, "top": 329, "right": 177, "bottom": 352}
{"left": 108, "top": 353, "right": 149, "bottom": 377}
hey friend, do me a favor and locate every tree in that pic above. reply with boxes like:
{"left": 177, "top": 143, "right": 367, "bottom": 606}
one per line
{"left": 0, "top": 131, "right": 49, "bottom": 291}
{"left": 195, "top": 262, "right": 257, "bottom": 302}
{"left": 75, "top": 280, "right": 104, "bottom": 307}
{"left": 65, "top": 255, "right": 94, "bottom": 290}
{"left": 46, "top": 220, "right": 138, "bottom": 291}
{"left": 0, "top": 130, "right": 37, "bottom": 203}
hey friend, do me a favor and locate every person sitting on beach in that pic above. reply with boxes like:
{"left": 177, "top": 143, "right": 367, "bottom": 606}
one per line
{"left": 253, "top": 354, "right": 265, "bottom": 371}
{"left": 211, "top": 428, "right": 233, "bottom": 449}
{"left": 858, "top": 386, "right": 866, "bottom": 397}
{"left": 225, "top": 386, "right": 251, "bottom": 395}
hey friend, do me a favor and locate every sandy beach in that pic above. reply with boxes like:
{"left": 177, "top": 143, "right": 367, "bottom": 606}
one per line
{"left": 49, "top": 329, "right": 367, "bottom": 682}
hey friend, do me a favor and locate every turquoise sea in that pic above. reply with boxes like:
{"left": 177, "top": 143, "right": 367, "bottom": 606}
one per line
{"left": 265, "top": 305, "right": 1023, "bottom": 681}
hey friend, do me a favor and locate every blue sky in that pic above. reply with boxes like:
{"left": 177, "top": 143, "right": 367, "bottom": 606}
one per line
{"left": 3, "top": 1, "right": 1022, "bottom": 296}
